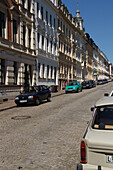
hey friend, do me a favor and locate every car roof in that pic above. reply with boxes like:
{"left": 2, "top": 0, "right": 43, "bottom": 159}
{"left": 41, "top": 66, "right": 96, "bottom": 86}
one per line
{"left": 95, "top": 97, "right": 113, "bottom": 107}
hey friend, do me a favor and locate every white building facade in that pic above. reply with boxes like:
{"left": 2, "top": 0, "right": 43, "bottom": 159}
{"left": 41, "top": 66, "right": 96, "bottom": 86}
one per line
{"left": 0, "top": 0, "right": 36, "bottom": 93}
{"left": 35, "top": 0, "right": 58, "bottom": 86}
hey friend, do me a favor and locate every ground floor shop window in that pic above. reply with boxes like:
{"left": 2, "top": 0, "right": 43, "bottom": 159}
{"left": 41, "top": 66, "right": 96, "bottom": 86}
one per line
{"left": 14, "top": 61, "right": 18, "bottom": 85}
{"left": 1, "top": 59, "right": 5, "bottom": 84}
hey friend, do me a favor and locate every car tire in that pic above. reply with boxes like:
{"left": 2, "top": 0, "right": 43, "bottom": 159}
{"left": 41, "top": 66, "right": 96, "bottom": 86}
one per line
{"left": 47, "top": 96, "right": 51, "bottom": 102}
{"left": 35, "top": 98, "right": 40, "bottom": 105}
{"left": 81, "top": 88, "right": 82, "bottom": 92}
{"left": 77, "top": 89, "right": 79, "bottom": 93}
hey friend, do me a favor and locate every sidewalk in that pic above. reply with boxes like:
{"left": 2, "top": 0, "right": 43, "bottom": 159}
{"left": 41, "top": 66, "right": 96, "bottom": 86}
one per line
{"left": 0, "top": 90, "right": 65, "bottom": 112}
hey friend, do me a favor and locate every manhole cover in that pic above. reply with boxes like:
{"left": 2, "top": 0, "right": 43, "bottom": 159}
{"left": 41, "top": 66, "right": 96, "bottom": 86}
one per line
{"left": 11, "top": 116, "right": 31, "bottom": 120}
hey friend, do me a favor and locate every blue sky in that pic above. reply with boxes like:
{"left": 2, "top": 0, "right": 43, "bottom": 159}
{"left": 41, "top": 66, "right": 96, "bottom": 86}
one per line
{"left": 62, "top": 0, "right": 113, "bottom": 64}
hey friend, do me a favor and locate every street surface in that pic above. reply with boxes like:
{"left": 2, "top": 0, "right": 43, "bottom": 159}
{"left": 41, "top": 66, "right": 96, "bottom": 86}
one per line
{"left": 0, "top": 82, "right": 113, "bottom": 170}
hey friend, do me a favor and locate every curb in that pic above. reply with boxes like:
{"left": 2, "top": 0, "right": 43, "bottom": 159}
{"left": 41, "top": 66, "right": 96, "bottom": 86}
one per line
{"left": 0, "top": 91, "right": 65, "bottom": 112}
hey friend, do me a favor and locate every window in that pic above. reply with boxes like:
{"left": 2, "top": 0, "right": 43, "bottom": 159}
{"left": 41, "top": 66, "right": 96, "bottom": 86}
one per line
{"left": 59, "top": 40, "right": 60, "bottom": 48}
{"left": 1, "top": 59, "right": 5, "bottom": 84}
{"left": 47, "top": 65, "right": 49, "bottom": 78}
{"left": 22, "top": 0, "right": 25, "bottom": 8}
{"left": 47, "top": 38, "right": 48, "bottom": 51}
{"left": 13, "top": 19, "right": 17, "bottom": 43}
{"left": 28, "top": 0, "right": 31, "bottom": 12}
{"left": 64, "top": 44, "right": 65, "bottom": 53}
{"left": 93, "top": 106, "right": 113, "bottom": 130}
{"left": 63, "top": 25, "right": 65, "bottom": 34}
{"left": 54, "top": 18, "right": 56, "bottom": 29}
{"left": 23, "top": 25, "right": 26, "bottom": 47}
{"left": 42, "top": 35, "right": 44, "bottom": 49}
{"left": 61, "top": 21, "right": 62, "bottom": 30}
{"left": 54, "top": 67, "right": 56, "bottom": 82}
{"left": 37, "top": 2, "right": 39, "bottom": 17}
{"left": 50, "top": 41, "right": 52, "bottom": 53}
{"left": 14, "top": 62, "right": 18, "bottom": 85}
{"left": 38, "top": 63, "right": 40, "bottom": 78}
{"left": 51, "top": 66, "right": 53, "bottom": 78}
{"left": 46, "top": 11, "right": 48, "bottom": 24}
{"left": 50, "top": 15, "right": 52, "bottom": 27}
{"left": 42, "top": 64, "right": 45, "bottom": 78}
{"left": 38, "top": 33, "right": 40, "bottom": 44}
{"left": 28, "top": 28, "right": 31, "bottom": 48}
{"left": 41, "top": 6, "right": 43, "bottom": 20}
{"left": 54, "top": 43, "right": 56, "bottom": 54}
{"left": 0, "top": 11, "right": 5, "bottom": 38}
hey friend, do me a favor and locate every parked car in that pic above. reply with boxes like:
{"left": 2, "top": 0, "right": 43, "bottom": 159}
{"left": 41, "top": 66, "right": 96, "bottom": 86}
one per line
{"left": 97, "top": 79, "right": 104, "bottom": 85}
{"left": 103, "top": 79, "right": 108, "bottom": 84}
{"left": 77, "top": 96, "right": 113, "bottom": 170}
{"left": 15, "top": 85, "right": 51, "bottom": 106}
{"left": 82, "top": 81, "right": 92, "bottom": 89}
{"left": 65, "top": 81, "right": 82, "bottom": 93}
{"left": 89, "top": 80, "right": 96, "bottom": 87}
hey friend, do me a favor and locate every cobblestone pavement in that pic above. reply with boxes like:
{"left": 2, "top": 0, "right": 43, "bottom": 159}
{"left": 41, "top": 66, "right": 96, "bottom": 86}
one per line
{"left": 0, "top": 83, "right": 113, "bottom": 170}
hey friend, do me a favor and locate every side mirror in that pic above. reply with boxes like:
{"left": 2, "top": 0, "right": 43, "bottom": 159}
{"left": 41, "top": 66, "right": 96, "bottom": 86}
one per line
{"left": 104, "top": 93, "right": 109, "bottom": 96}
{"left": 91, "top": 107, "right": 94, "bottom": 111}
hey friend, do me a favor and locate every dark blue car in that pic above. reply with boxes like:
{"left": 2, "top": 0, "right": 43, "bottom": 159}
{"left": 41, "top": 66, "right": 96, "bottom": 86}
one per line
{"left": 15, "top": 85, "right": 51, "bottom": 106}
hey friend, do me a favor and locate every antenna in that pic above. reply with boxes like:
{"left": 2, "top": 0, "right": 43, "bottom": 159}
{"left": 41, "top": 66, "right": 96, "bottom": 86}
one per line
{"left": 77, "top": 0, "right": 79, "bottom": 10}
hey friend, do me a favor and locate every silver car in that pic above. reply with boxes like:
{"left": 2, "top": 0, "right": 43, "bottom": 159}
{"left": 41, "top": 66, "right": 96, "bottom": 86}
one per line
{"left": 77, "top": 97, "right": 113, "bottom": 170}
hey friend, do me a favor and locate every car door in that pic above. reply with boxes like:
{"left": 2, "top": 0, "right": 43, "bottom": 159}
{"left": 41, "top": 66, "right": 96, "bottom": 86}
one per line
{"left": 38, "top": 86, "right": 44, "bottom": 100}
{"left": 77, "top": 82, "right": 80, "bottom": 90}
{"left": 42, "top": 86, "right": 48, "bottom": 99}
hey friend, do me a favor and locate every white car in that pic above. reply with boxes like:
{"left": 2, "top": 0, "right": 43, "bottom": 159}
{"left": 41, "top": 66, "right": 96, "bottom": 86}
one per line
{"left": 77, "top": 97, "right": 113, "bottom": 170}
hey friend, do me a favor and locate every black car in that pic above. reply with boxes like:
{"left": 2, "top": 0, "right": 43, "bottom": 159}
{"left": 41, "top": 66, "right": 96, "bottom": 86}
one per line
{"left": 82, "top": 81, "right": 92, "bottom": 89}
{"left": 15, "top": 85, "right": 51, "bottom": 106}
{"left": 89, "top": 80, "right": 96, "bottom": 87}
{"left": 97, "top": 79, "right": 104, "bottom": 85}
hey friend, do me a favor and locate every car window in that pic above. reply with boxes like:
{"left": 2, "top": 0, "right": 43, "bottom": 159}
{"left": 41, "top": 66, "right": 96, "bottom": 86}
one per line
{"left": 68, "top": 82, "right": 77, "bottom": 86}
{"left": 42, "top": 86, "right": 47, "bottom": 91}
{"left": 92, "top": 106, "right": 113, "bottom": 130}
{"left": 29, "top": 86, "right": 35, "bottom": 92}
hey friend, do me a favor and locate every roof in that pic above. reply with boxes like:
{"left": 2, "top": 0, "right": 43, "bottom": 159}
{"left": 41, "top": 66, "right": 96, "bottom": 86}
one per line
{"left": 95, "top": 97, "right": 113, "bottom": 107}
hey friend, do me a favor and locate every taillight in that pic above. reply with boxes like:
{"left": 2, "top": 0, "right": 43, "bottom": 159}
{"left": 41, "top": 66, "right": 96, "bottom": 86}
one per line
{"left": 81, "top": 140, "right": 87, "bottom": 163}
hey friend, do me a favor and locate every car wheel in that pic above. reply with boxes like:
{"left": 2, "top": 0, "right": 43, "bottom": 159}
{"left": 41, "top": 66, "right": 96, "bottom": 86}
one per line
{"left": 47, "top": 96, "right": 51, "bottom": 102}
{"left": 76, "top": 88, "right": 79, "bottom": 93}
{"left": 35, "top": 98, "right": 40, "bottom": 105}
{"left": 81, "top": 88, "right": 82, "bottom": 92}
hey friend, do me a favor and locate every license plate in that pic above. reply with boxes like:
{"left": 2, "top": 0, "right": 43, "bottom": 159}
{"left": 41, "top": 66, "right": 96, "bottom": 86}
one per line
{"left": 107, "top": 155, "right": 113, "bottom": 163}
{"left": 20, "top": 100, "right": 27, "bottom": 103}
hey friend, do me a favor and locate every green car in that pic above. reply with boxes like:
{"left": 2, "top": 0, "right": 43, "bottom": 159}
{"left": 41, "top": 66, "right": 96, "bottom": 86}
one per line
{"left": 65, "top": 81, "right": 82, "bottom": 93}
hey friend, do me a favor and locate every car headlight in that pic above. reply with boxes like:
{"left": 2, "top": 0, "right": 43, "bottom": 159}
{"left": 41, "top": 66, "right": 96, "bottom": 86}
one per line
{"left": 73, "top": 87, "right": 76, "bottom": 89}
{"left": 15, "top": 97, "right": 19, "bottom": 100}
{"left": 28, "top": 96, "right": 34, "bottom": 99}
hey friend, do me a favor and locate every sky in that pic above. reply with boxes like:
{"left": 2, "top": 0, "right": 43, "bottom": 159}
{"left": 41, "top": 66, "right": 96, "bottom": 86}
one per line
{"left": 62, "top": 0, "right": 113, "bottom": 64}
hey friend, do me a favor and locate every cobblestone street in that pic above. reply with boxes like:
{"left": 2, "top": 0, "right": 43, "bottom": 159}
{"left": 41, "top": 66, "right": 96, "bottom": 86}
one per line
{"left": 0, "top": 82, "right": 113, "bottom": 170}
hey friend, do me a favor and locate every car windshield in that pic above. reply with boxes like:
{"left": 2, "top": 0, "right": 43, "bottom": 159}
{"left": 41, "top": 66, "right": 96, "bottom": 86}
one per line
{"left": 68, "top": 82, "right": 77, "bottom": 86}
{"left": 21, "top": 86, "right": 39, "bottom": 93}
{"left": 92, "top": 106, "right": 113, "bottom": 130}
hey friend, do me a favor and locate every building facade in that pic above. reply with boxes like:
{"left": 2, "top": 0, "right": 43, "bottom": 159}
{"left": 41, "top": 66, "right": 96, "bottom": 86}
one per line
{"left": 57, "top": 0, "right": 87, "bottom": 90}
{"left": 0, "top": 0, "right": 112, "bottom": 96}
{"left": 35, "top": 0, "right": 58, "bottom": 86}
{"left": 0, "top": 0, "right": 36, "bottom": 93}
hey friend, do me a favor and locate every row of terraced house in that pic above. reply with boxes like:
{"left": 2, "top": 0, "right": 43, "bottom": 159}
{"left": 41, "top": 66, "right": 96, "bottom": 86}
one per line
{"left": 0, "top": 0, "right": 113, "bottom": 93}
